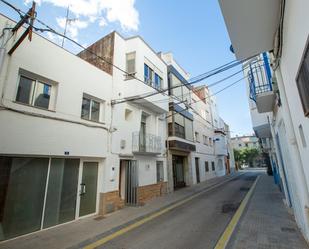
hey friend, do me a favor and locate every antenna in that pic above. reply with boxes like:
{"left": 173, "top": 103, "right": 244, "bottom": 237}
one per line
{"left": 61, "top": 5, "right": 77, "bottom": 48}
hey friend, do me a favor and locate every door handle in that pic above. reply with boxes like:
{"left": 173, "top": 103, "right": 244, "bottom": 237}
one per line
{"left": 80, "top": 183, "right": 86, "bottom": 196}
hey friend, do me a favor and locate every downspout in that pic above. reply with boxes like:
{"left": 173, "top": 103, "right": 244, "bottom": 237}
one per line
{"left": 272, "top": 0, "right": 286, "bottom": 70}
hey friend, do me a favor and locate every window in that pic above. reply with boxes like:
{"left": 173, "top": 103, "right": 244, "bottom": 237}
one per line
{"left": 125, "top": 108, "right": 133, "bottom": 121}
{"left": 211, "top": 161, "right": 215, "bottom": 171}
{"left": 175, "top": 123, "right": 185, "bottom": 138}
{"left": 81, "top": 96, "right": 101, "bottom": 122}
{"left": 144, "top": 64, "right": 153, "bottom": 85}
{"left": 209, "top": 137, "right": 212, "bottom": 146}
{"left": 126, "top": 52, "right": 136, "bottom": 79}
{"left": 156, "top": 161, "right": 164, "bottom": 182}
{"left": 16, "top": 75, "right": 52, "bottom": 109}
{"left": 203, "top": 135, "right": 207, "bottom": 145}
{"left": 144, "top": 64, "right": 149, "bottom": 82}
{"left": 154, "top": 73, "right": 162, "bottom": 89}
{"left": 149, "top": 68, "right": 154, "bottom": 84}
{"left": 201, "top": 109, "right": 206, "bottom": 119}
{"left": 203, "top": 135, "right": 209, "bottom": 145}
{"left": 205, "top": 161, "right": 209, "bottom": 172}
{"left": 296, "top": 42, "right": 309, "bottom": 117}
{"left": 239, "top": 144, "right": 242, "bottom": 147}
{"left": 195, "top": 132, "right": 200, "bottom": 143}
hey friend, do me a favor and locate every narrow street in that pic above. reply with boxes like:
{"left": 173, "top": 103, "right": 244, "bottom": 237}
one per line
{"left": 96, "top": 172, "right": 258, "bottom": 249}
{"left": 1, "top": 0, "right": 309, "bottom": 248}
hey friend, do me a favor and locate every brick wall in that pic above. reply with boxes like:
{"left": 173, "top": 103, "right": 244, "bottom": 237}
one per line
{"left": 99, "top": 190, "right": 124, "bottom": 215}
{"left": 137, "top": 182, "right": 168, "bottom": 205}
{"left": 78, "top": 32, "right": 115, "bottom": 75}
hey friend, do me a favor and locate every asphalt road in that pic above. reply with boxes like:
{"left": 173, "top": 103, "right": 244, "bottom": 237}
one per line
{"left": 97, "top": 172, "right": 259, "bottom": 249}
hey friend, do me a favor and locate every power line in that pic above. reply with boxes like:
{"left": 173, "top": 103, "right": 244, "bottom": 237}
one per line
{"left": 165, "top": 76, "right": 246, "bottom": 120}
{"left": 111, "top": 59, "right": 247, "bottom": 105}
{"left": 0, "top": 0, "right": 179, "bottom": 99}
{"left": 1, "top": 0, "right": 258, "bottom": 109}
{"left": 0, "top": 0, "right": 255, "bottom": 132}
{"left": 123, "top": 62, "right": 263, "bottom": 105}
{"left": 0, "top": 0, "right": 245, "bottom": 107}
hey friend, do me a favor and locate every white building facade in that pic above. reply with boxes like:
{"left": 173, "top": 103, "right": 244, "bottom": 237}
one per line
{"left": 0, "top": 11, "right": 235, "bottom": 241}
{"left": 218, "top": 0, "right": 309, "bottom": 240}
{"left": 0, "top": 14, "right": 113, "bottom": 241}
{"left": 79, "top": 32, "right": 169, "bottom": 210}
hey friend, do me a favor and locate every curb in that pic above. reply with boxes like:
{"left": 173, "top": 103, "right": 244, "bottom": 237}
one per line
{"left": 214, "top": 175, "right": 260, "bottom": 249}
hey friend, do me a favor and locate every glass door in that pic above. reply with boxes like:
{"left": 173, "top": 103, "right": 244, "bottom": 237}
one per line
{"left": 79, "top": 162, "right": 98, "bottom": 217}
{"left": 43, "top": 159, "right": 79, "bottom": 228}
{"left": 0, "top": 157, "right": 49, "bottom": 240}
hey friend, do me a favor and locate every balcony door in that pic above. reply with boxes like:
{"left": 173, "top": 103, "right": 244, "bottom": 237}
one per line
{"left": 195, "top": 158, "right": 200, "bottom": 183}
{"left": 139, "top": 114, "right": 147, "bottom": 152}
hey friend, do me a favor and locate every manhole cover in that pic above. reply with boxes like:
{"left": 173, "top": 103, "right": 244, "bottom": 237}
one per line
{"left": 222, "top": 202, "right": 240, "bottom": 213}
{"left": 281, "top": 227, "right": 296, "bottom": 233}
{"left": 240, "top": 187, "right": 250, "bottom": 191}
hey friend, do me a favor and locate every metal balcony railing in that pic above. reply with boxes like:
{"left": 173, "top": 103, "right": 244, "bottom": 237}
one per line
{"left": 249, "top": 52, "right": 273, "bottom": 102}
{"left": 132, "top": 132, "right": 162, "bottom": 154}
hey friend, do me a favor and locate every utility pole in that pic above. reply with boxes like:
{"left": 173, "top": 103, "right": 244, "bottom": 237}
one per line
{"left": 8, "top": 1, "right": 36, "bottom": 55}
{"left": 61, "top": 5, "right": 77, "bottom": 48}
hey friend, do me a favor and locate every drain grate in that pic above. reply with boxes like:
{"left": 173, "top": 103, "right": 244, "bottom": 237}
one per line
{"left": 240, "top": 187, "right": 250, "bottom": 191}
{"left": 281, "top": 227, "right": 296, "bottom": 233}
{"left": 222, "top": 202, "right": 240, "bottom": 213}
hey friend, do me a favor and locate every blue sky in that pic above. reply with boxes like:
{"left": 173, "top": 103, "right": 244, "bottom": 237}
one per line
{"left": 1, "top": 0, "right": 253, "bottom": 136}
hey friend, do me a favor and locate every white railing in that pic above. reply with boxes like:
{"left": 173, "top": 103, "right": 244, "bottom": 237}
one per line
{"left": 132, "top": 131, "right": 162, "bottom": 154}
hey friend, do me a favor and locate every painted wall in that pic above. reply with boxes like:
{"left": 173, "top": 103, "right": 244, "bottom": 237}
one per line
{"left": 107, "top": 33, "right": 169, "bottom": 191}
{"left": 272, "top": 0, "right": 309, "bottom": 239}
{"left": 0, "top": 16, "right": 113, "bottom": 157}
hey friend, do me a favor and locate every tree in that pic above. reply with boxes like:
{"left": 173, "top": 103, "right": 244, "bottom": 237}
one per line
{"left": 233, "top": 149, "right": 244, "bottom": 170}
{"left": 233, "top": 148, "right": 261, "bottom": 169}
{"left": 241, "top": 148, "right": 260, "bottom": 167}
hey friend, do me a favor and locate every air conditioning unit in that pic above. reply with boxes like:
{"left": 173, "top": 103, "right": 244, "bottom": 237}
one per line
{"left": 120, "top": 139, "right": 126, "bottom": 149}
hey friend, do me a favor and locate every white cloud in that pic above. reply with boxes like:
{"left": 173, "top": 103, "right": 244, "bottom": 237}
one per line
{"left": 25, "top": 0, "right": 139, "bottom": 32}
{"left": 55, "top": 17, "right": 89, "bottom": 41}
{"left": 98, "top": 17, "right": 107, "bottom": 27}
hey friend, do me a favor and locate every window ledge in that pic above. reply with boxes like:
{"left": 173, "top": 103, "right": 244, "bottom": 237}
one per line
{"left": 13, "top": 101, "right": 55, "bottom": 113}
{"left": 81, "top": 117, "right": 106, "bottom": 125}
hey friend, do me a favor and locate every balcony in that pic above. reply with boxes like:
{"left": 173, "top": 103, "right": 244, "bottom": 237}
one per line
{"left": 218, "top": 0, "right": 281, "bottom": 60}
{"left": 249, "top": 54, "right": 275, "bottom": 113}
{"left": 132, "top": 132, "right": 162, "bottom": 155}
{"left": 214, "top": 135, "right": 228, "bottom": 156}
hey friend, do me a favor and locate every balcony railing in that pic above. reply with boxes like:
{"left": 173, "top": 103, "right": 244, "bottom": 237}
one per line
{"left": 248, "top": 53, "right": 275, "bottom": 113}
{"left": 132, "top": 132, "right": 162, "bottom": 154}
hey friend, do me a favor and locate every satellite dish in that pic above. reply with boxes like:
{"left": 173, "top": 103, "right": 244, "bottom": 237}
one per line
{"left": 229, "top": 44, "right": 234, "bottom": 54}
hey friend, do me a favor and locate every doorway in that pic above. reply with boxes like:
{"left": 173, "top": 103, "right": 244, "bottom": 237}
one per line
{"left": 0, "top": 157, "right": 100, "bottom": 241}
{"left": 119, "top": 160, "right": 138, "bottom": 205}
{"left": 172, "top": 155, "right": 186, "bottom": 189}
{"left": 79, "top": 162, "right": 98, "bottom": 217}
{"left": 195, "top": 158, "right": 200, "bottom": 183}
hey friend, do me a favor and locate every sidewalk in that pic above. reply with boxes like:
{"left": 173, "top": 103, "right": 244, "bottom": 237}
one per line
{"left": 0, "top": 173, "right": 239, "bottom": 249}
{"left": 227, "top": 173, "right": 309, "bottom": 249}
